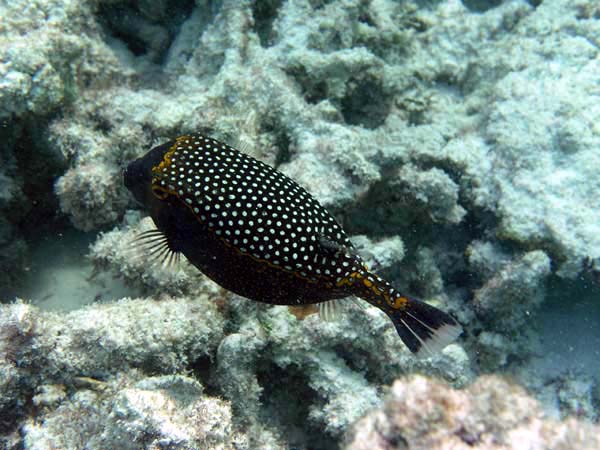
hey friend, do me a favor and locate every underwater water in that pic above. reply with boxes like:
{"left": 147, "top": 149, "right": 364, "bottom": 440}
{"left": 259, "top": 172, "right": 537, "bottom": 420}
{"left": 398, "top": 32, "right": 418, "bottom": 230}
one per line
{"left": 1, "top": 0, "right": 600, "bottom": 449}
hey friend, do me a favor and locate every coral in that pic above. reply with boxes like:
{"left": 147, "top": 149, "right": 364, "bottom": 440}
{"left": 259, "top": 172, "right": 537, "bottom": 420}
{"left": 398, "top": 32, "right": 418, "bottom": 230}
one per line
{"left": 23, "top": 0, "right": 599, "bottom": 282}
{"left": 466, "top": 240, "right": 512, "bottom": 280}
{"left": 88, "top": 214, "right": 216, "bottom": 296}
{"left": 89, "top": 213, "right": 471, "bottom": 446}
{"left": 0, "top": 0, "right": 129, "bottom": 121}
{"left": 394, "top": 164, "right": 466, "bottom": 225}
{"left": 22, "top": 374, "right": 246, "bottom": 450}
{"left": 0, "top": 302, "right": 38, "bottom": 434}
{"left": 350, "top": 235, "right": 405, "bottom": 273}
{"left": 344, "top": 375, "right": 600, "bottom": 450}
{"left": 41, "top": 296, "right": 224, "bottom": 378}
{"left": 485, "top": 60, "right": 600, "bottom": 278}
{"left": 0, "top": 296, "right": 225, "bottom": 441}
{"left": 471, "top": 250, "right": 551, "bottom": 368}
{"left": 215, "top": 298, "right": 472, "bottom": 447}
{"left": 516, "top": 364, "right": 600, "bottom": 423}
{"left": 0, "top": 0, "right": 124, "bottom": 294}
{"left": 473, "top": 250, "right": 551, "bottom": 328}
{"left": 0, "top": 292, "right": 470, "bottom": 449}
{"left": 55, "top": 163, "right": 130, "bottom": 231}
{"left": 555, "top": 374, "right": 598, "bottom": 421}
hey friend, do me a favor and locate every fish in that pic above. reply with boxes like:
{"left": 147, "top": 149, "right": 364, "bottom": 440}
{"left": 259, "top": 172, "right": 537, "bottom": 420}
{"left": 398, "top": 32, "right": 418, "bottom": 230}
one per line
{"left": 124, "top": 133, "right": 462, "bottom": 357}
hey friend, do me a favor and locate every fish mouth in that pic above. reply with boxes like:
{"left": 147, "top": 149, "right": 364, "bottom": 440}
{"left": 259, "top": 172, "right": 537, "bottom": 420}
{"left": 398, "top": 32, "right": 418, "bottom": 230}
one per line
{"left": 123, "top": 159, "right": 153, "bottom": 206}
{"left": 124, "top": 139, "right": 177, "bottom": 195}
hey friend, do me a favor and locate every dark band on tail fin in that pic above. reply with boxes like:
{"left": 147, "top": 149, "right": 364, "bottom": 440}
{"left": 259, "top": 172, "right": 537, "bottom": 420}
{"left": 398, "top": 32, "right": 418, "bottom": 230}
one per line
{"left": 389, "top": 297, "right": 462, "bottom": 358}
{"left": 345, "top": 270, "right": 462, "bottom": 357}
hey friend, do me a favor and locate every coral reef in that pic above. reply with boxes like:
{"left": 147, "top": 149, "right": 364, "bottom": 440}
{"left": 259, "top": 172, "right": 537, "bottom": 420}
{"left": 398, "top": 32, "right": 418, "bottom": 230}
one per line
{"left": 0, "top": 297, "right": 224, "bottom": 442}
{"left": 22, "top": 375, "right": 244, "bottom": 450}
{"left": 0, "top": 296, "right": 469, "bottom": 450}
{"left": 1, "top": 0, "right": 599, "bottom": 447}
{"left": 215, "top": 298, "right": 470, "bottom": 442}
{"left": 344, "top": 375, "right": 600, "bottom": 450}
{"left": 89, "top": 214, "right": 214, "bottom": 296}
{"left": 350, "top": 234, "right": 405, "bottom": 274}
{"left": 470, "top": 247, "right": 551, "bottom": 368}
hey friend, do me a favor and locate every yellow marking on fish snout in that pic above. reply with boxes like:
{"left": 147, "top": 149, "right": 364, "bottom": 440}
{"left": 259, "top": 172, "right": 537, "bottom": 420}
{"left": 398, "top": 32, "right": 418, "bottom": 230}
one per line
{"left": 152, "top": 135, "right": 190, "bottom": 175}
{"left": 150, "top": 136, "right": 191, "bottom": 200}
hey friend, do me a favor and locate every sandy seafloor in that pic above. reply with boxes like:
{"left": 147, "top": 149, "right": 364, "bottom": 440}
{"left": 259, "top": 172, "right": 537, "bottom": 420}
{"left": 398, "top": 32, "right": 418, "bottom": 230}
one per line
{"left": 1, "top": 0, "right": 600, "bottom": 449}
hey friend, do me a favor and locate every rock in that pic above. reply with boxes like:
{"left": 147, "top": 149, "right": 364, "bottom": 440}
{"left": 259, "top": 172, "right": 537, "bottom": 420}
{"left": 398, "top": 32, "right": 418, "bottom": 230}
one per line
{"left": 345, "top": 375, "right": 600, "bottom": 450}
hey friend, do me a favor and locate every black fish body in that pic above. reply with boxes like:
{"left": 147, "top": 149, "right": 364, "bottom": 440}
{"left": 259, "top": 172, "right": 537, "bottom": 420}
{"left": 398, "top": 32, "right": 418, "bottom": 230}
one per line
{"left": 124, "top": 133, "right": 462, "bottom": 356}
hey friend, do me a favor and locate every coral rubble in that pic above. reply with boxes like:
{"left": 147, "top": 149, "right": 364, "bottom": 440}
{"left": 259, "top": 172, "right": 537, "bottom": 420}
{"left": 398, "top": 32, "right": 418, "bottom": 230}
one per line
{"left": 345, "top": 375, "right": 600, "bottom": 450}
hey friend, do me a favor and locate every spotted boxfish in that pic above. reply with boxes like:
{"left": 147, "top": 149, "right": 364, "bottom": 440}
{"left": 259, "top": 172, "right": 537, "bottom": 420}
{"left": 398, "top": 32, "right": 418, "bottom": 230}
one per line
{"left": 124, "top": 133, "right": 462, "bottom": 357}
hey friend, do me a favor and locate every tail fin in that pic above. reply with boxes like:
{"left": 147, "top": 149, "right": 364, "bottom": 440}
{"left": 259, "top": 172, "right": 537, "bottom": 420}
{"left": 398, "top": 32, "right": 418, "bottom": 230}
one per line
{"left": 348, "top": 271, "right": 462, "bottom": 357}
{"left": 387, "top": 296, "right": 462, "bottom": 358}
